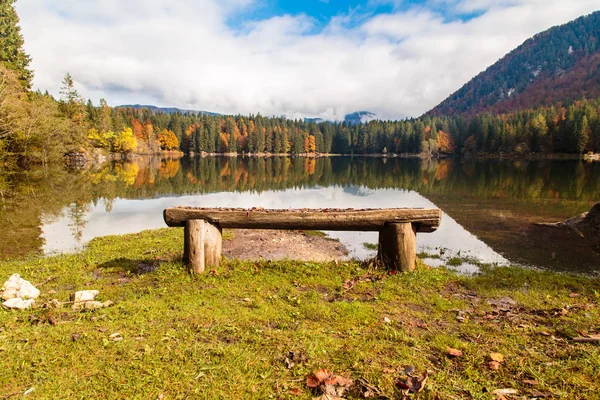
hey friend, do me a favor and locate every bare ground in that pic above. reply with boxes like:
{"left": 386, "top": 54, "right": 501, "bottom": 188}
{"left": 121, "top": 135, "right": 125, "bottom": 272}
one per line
{"left": 222, "top": 229, "right": 349, "bottom": 262}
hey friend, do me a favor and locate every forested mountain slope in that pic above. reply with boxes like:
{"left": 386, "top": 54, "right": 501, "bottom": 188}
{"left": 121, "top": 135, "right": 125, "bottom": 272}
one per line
{"left": 428, "top": 11, "right": 600, "bottom": 116}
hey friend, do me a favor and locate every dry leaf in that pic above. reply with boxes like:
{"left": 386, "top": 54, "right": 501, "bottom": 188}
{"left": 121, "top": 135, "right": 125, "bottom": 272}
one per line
{"left": 523, "top": 379, "right": 539, "bottom": 386}
{"left": 289, "top": 387, "right": 302, "bottom": 396}
{"left": 447, "top": 347, "right": 463, "bottom": 357}
{"left": 488, "top": 361, "right": 501, "bottom": 370}
{"left": 489, "top": 352, "right": 505, "bottom": 363}
{"left": 314, "top": 369, "right": 332, "bottom": 383}
{"left": 397, "top": 371, "right": 428, "bottom": 394}
{"left": 492, "top": 389, "right": 519, "bottom": 395}
{"left": 307, "top": 375, "right": 321, "bottom": 388}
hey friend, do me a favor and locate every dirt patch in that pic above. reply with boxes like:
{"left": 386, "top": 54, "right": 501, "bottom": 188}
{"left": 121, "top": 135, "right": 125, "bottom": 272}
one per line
{"left": 222, "top": 229, "right": 349, "bottom": 262}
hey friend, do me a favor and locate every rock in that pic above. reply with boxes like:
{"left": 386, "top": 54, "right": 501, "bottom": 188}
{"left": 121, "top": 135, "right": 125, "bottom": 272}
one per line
{"left": 1, "top": 274, "right": 40, "bottom": 301}
{"left": 2, "top": 297, "right": 35, "bottom": 310}
{"left": 71, "top": 290, "right": 99, "bottom": 302}
{"left": 71, "top": 291, "right": 112, "bottom": 311}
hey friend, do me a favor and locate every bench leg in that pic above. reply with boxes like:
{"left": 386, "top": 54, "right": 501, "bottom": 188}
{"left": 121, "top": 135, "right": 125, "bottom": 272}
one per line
{"left": 377, "top": 222, "right": 417, "bottom": 272}
{"left": 184, "top": 219, "right": 222, "bottom": 273}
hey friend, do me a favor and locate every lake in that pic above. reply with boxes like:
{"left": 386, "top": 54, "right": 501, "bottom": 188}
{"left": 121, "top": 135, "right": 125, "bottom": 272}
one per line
{"left": 1, "top": 156, "right": 598, "bottom": 273}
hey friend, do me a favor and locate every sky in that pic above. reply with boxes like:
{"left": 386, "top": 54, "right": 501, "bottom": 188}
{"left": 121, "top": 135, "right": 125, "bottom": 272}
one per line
{"left": 15, "top": 0, "right": 600, "bottom": 120}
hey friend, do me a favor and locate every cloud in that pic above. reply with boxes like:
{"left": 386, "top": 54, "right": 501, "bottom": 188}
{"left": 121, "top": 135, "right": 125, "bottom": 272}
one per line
{"left": 15, "top": 0, "right": 600, "bottom": 120}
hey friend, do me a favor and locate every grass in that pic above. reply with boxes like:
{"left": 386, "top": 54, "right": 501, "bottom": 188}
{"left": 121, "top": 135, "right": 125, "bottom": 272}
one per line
{"left": 363, "top": 243, "right": 378, "bottom": 251}
{"left": 1, "top": 228, "right": 599, "bottom": 399}
{"left": 301, "top": 230, "right": 328, "bottom": 238}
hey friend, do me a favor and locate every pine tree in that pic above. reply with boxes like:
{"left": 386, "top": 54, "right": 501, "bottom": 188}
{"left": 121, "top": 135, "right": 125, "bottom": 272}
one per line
{"left": 0, "top": 0, "right": 33, "bottom": 88}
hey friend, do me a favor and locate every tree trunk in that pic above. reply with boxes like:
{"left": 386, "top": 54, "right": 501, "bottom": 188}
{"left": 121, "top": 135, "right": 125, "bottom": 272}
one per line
{"left": 184, "top": 219, "right": 222, "bottom": 273}
{"left": 378, "top": 222, "right": 417, "bottom": 272}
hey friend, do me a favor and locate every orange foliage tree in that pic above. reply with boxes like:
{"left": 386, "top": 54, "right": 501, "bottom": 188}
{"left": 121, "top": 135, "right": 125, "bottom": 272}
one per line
{"left": 304, "top": 135, "right": 317, "bottom": 153}
{"left": 436, "top": 130, "right": 456, "bottom": 154}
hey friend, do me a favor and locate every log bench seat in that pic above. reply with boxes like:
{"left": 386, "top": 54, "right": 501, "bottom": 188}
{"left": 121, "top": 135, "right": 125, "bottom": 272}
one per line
{"left": 163, "top": 207, "right": 442, "bottom": 273}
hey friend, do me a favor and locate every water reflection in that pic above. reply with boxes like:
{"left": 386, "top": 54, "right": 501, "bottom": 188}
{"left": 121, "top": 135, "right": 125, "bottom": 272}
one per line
{"left": 1, "top": 156, "right": 598, "bottom": 273}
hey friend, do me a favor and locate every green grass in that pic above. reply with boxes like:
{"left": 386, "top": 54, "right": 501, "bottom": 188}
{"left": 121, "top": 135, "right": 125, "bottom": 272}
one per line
{"left": 446, "top": 257, "right": 463, "bottom": 266}
{"left": 1, "top": 228, "right": 599, "bottom": 399}
{"left": 301, "top": 230, "right": 328, "bottom": 238}
{"left": 363, "top": 243, "right": 378, "bottom": 251}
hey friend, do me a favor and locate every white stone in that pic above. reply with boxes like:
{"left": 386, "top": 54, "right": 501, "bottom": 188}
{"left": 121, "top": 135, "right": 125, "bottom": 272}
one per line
{"left": 2, "top": 297, "right": 35, "bottom": 310}
{"left": 71, "top": 290, "right": 99, "bottom": 302}
{"left": 1, "top": 274, "right": 40, "bottom": 301}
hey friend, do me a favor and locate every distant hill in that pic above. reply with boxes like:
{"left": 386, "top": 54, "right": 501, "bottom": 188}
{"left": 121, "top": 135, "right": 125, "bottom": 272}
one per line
{"left": 121, "top": 104, "right": 378, "bottom": 125}
{"left": 118, "top": 104, "right": 220, "bottom": 116}
{"left": 427, "top": 11, "right": 600, "bottom": 116}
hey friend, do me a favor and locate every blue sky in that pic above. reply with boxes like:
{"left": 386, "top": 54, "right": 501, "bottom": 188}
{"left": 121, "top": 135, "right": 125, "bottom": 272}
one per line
{"left": 229, "top": 0, "right": 483, "bottom": 34}
{"left": 15, "top": 0, "right": 600, "bottom": 120}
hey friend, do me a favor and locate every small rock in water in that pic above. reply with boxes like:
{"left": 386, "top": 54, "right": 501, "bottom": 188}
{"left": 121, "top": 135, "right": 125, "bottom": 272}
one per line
{"left": 1, "top": 274, "right": 40, "bottom": 301}
{"left": 2, "top": 297, "right": 35, "bottom": 310}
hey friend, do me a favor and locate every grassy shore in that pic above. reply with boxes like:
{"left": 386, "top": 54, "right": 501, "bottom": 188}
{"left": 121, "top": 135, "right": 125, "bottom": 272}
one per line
{"left": 1, "top": 229, "right": 599, "bottom": 399}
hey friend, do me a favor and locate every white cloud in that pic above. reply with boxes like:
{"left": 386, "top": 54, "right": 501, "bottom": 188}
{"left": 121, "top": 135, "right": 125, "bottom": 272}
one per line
{"left": 15, "top": 0, "right": 600, "bottom": 120}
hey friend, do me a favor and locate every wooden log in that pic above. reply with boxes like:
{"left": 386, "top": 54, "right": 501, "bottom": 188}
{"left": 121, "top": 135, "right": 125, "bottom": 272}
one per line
{"left": 164, "top": 207, "right": 441, "bottom": 233}
{"left": 184, "top": 219, "right": 222, "bottom": 273}
{"left": 377, "top": 222, "right": 417, "bottom": 272}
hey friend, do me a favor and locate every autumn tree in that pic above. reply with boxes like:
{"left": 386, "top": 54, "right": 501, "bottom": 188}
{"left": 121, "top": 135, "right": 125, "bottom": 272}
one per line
{"left": 436, "top": 130, "right": 456, "bottom": 154}
{"left": 158, "top": 129, "right": 179, "bottom": 150}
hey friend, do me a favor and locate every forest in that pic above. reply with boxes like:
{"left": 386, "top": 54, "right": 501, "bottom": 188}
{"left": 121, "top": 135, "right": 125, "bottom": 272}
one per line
{"left": 1, "top": 0, "right": 600, "bottom": 167}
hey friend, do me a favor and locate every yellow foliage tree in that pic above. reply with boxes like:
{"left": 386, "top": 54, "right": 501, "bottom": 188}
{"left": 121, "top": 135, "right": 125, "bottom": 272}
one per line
{"left": 158, "top": 129, "right": 179, "bottom": 150}
{"left": 112, "top": 127, "right": 137, "bottom": 153}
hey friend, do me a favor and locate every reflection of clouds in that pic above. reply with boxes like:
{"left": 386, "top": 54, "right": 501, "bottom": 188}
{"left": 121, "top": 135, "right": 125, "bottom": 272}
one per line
{"left": 41, "top": 186, "right": 509, "bottom": 267}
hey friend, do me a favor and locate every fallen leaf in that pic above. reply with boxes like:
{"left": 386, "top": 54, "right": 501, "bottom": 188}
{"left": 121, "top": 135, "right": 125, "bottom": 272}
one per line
{"left": 383, "top": 317, "right": 391, "bottom": 324}
{"left": 289, "top": 387, "right": 302, "bottom": 396}
{"left": 523, "top": 379, "right": 539, "bottom": 386}
{"left": 530, "top": 391, "right": 553, "bottom": 398}
{"left": 447, "top": 347, "right": 463, "bottom": 357}
{"left": 488, "top": 361, "right": 501, "bottom": 370}
{"left": 47, "top": 315, "right": 58, "bottom": 326}
{"left": 328, "top": 375, "right": 353, "bottom": 387}
{"left": 307, "top": 375, "right": 321, "bottom": 388}
{"left": 406, "top": 371, "right": 428, "bottom": 393}
{"left": 396, "top": 381, "right": 410, "bottom": 390}
{"left": 492, "top": 389, "right": 519, "bottom": 396}
{"left": 314, "top": 369, "right": 332, "bottom": 383}
{"left": 569, "top": 292, "right": 580, "bottom": 298}
{"left": 489, "top": 352, "right": 505, "bottom": 363}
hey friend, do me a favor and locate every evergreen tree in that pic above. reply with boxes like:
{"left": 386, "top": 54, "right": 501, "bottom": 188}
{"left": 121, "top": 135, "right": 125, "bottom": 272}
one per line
{"left": 0, "top": 0, "right": 32, "bottom": 88}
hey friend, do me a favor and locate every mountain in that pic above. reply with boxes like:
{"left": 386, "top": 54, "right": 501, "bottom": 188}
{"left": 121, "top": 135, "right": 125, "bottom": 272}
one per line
{"left": 427, "top": 11, "right": 600, "bottom": 116}
{"left": 118, "top": 104, "right": 220, "bottom": 116}
{"left": 343, "top": 111, "right": 378, "bottom": 124}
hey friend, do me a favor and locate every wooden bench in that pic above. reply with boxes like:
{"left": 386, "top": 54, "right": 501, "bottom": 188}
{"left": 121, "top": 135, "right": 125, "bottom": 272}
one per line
{"left": 163, "top": 207, "right": 442, "bottom": 273}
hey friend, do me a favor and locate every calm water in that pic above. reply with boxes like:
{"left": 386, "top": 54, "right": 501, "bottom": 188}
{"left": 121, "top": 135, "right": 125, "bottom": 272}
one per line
{"left": 1, "top": 156, "right": 598, "bottom": 273}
